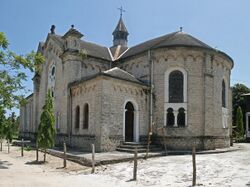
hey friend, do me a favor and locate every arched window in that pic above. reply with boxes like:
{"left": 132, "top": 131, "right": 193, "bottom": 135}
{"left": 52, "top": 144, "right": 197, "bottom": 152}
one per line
{"left": 169, "top": 70, "right": 184, "bottom": 103}
{"left": 83, "top": 104, "right": 89, "bottom": 129}
{"left": 166, "top": 108, "right": 175, "bottom": 126}
{"left": 222, "top": 80, "right": 226, "bottom": 108}
{"left": 177, "top": 108, "right": 185, "bottom": 127}
{"left": 75, "top": 106, "right": 80, "bottom": 129}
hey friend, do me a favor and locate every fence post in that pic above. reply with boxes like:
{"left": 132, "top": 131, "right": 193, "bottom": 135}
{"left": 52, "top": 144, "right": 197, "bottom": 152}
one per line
{"left": 91, "top": 144, "right": 95, "bottom": 174}
{"left": 63, "top": 142, "right": 67, "bottom": 168}
{"left": 21, "top": 138, "right": 24, "bottom": 157}
{"left": 7, "top": 139, "right": 10, "bottom": 154}
{"left": 36, "top": 142, "right": 39, "bottom": 162}
{"left": 133, "top": 147, "right": 138, "bottom": 180}
{"left": 192, "top": 146, "right": 196, "bottom": 186}
{"left": 162, "top": 128, "right": 168, "bottom": 156}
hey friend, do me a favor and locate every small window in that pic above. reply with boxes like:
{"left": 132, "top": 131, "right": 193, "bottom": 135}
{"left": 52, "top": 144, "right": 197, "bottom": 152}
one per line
{"left": 83, "top": 104, "right": 89, "bottom": 129}
{"left": 222, "top": 80, "right": 226, "bottom": 108}
{"left": 169, "top": 70, "right": 184, "bottom": 103}
{"left": 51, "top": 66, "right": 55, "bottom": 76}
{"left": 177, "top": 108, "right": 185, "bottom": 127}
{"left": 166, "top": 108, "right": 175, "bottom": 126}
{"left": 75, "top": 106, "right": 80, "bottom": 129}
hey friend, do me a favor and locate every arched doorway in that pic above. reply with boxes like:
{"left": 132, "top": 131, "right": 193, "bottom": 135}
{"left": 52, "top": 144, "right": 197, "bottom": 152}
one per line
{"left": 125, "top": 102, "right": 134, "bottom": 142}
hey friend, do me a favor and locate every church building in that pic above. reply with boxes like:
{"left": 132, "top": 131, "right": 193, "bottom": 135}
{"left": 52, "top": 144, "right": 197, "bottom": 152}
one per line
{"left": 19, "top": 13, "right": 234, "bottom": 152}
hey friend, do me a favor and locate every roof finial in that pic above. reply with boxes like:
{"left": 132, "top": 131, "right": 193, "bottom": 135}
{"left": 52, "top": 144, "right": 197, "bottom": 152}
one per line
{"left": 50, "top": 25, "right": 55, "bottom": 34}
{"left": 118, "top": 6, "right": 125, "bottom": 17}
{"left": 180, "top": 26, "right": 183, "bottom": 32}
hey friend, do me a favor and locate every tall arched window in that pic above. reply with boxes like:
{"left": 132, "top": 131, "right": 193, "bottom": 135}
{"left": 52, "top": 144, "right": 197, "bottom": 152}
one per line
{"left": 75, "top": 105, "right": 80, "bottom": 129}
{"left": 169, "top": 70, "right": 184, "bottom": 103}
{"left": 222, "top": 80, "right": 226, "bottom": 108}
{"left": 83, "top": 104, "right": 89, "bottom": 129}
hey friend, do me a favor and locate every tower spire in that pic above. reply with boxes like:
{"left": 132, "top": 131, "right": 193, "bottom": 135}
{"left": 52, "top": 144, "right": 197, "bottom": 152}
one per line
{"left": 112, "top": 7, "right": 129, "bottom": 47}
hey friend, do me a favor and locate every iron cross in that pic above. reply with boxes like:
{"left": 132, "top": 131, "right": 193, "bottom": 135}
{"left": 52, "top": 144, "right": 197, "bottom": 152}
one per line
{"left": 118, "top": 6, "right": 125, "bottom": 17}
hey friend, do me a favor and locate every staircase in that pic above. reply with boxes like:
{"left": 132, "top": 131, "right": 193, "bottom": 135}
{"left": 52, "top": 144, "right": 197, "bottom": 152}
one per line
{"left": 116, "top": 142, "right": 162, "bottom": 153}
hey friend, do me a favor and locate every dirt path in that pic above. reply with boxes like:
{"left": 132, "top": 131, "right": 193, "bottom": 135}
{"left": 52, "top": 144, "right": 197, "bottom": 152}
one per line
{"left": 0, "top": 142, "right": 130, "bottom": 187}
{"left": 1, "top": 142, "right": 250, "bottom": 186}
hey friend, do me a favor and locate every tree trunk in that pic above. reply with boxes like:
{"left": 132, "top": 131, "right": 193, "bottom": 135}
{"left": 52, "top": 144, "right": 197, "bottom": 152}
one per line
{"left": 43, "top": 149, "right": 46, "bottom": 163}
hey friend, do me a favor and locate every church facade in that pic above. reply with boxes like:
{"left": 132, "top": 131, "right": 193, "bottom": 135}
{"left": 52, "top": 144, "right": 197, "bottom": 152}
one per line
{"left": 19, "top": 16, "right": 234, "bottom": 152}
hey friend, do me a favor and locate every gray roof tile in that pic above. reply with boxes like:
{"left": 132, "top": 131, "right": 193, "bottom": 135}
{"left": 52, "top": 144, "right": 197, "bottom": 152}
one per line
{"left": 119, "top": 31, "right": 214, "bottom": 59}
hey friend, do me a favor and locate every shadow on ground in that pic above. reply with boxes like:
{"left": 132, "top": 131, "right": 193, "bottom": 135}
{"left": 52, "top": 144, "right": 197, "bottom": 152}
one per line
{"left": 25, "top": 160, "right": 45, "bottom": 165}
{"left": 0, "top": 160, "right": 12, "bottom": 169}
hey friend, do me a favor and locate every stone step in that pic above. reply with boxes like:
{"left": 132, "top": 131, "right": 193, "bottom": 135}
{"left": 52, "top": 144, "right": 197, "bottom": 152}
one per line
{"left": 118, "top": 144, "right": 160, "bottom": 149}
{"left": 116, "top": 141, "right": 163, "bottom": 153}
{"left": 122, "top": 142, "right": 148, "bottom": 146}
{"left": 116, "top": 147, "right": 148, "bottom": 153}
{"left": 116, "top": 147, "right": 163, "bottom": 153}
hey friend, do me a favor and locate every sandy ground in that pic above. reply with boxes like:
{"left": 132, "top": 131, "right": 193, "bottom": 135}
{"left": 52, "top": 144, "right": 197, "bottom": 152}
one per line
{"left": 1, "top": 142, "right": 250, "bottom": 187}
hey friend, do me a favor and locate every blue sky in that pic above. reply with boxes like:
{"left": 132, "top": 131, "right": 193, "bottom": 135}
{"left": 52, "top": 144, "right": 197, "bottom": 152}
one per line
{"left": 1, "top": 0, "right": 250, "bottom": 110}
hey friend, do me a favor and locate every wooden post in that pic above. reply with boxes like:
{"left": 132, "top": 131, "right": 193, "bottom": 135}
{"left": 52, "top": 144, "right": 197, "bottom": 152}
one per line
{"left": 0, "top": 139, "right": 2, "bottom": 151}
{"left": 145, "top": 125, "right": 153, "bottom": 160}
{"left": 36, "top": 142, "right": 39, "bottom": 162}
{"left": 91, "top": 144, "right": 95, "bottom": 174}
{"left": 162, "top": 128, "right": 167, "bottom": 156}
{"left": 133, "top": 147, "right": 138, "bottom": 181}
{"left": 21, "top": 139, "right": 24, "bottom": 157}
{"left": 63, "top": 142, "right": 67, "bottom": 168}
{"left": 43, "top": 149, "right": 46, "bottom": 163}
{"left": 7, "top": 139, "right": 10, "bottom": 154}
{"left": 192, "top": 146, "right": 196, "bottom": 186}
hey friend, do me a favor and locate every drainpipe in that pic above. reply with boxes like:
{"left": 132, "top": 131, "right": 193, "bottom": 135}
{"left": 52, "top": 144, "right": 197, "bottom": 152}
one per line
{"left": 148, "top": 50, "right": 154, "bottom": 136}
{"left": 68, "top": 88, "right": 72, "bottom": 145}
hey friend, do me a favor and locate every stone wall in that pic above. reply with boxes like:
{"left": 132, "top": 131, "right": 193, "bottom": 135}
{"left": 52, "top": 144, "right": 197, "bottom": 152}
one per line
{"left": 35, "top": 35, "right": 110, "bottom": 136}
{"left": 154, "top": 135, "right": 230, "bottom": 150}
{"left": 117, "top": 47, "right": 233, "bottom": 150}
{"left": 99, "top": 77, "right": 149, "bottom": 151}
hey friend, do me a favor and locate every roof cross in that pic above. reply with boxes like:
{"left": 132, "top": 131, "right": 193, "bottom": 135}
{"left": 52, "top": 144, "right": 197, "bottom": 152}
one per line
{"left": 118, "top": 6, "right": 125, "bottom": 17}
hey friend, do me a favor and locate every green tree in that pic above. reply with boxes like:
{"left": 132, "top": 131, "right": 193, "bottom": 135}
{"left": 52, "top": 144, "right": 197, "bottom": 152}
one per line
{"left": 232, "top": 83, "right": 250, "bottom": 130}
{"left": 0, "top": 32, "right": 44, "bottom": 110}
{"left": 236, "top": 106, "right": 244, "bottom": 140}
{"left": 37, "top": 90, "right": 56, "bottom": 162}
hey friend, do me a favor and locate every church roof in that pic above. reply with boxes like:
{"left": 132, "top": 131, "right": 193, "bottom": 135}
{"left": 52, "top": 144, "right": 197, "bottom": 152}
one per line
{"left": 43, "top": 26, "right": 233, "bottom": 63}
{"left": 109, "top": 45, "right": 128, "bottom": 60}
{"left": 47, "top": 34, "right": 112, "bottom": 61}
{"left": 103, "top": 67, "right": 141, "bottom": 84}
{"left": 79, "top": 40, "right": 112, "bottom": 61}
{"left": 119, "top": 31, "right": 215, "bottom": 59}
{"left": 69, "top": 67, "right": 147, "bottom": 88}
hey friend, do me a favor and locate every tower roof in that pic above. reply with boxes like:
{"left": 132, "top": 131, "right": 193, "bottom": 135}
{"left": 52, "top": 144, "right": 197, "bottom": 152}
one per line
{"left": 112, "top": 17, "right": 128, "bottom": 35}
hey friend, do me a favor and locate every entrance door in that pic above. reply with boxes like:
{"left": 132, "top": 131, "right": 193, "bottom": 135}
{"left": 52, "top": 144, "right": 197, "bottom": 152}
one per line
{"left": 125, "top": 102, "right": 134, "bottom": 142}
